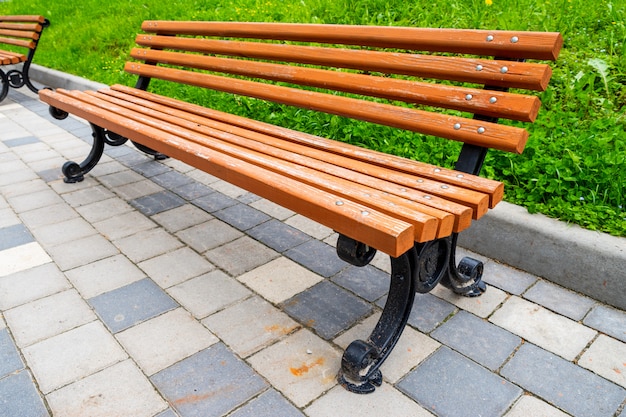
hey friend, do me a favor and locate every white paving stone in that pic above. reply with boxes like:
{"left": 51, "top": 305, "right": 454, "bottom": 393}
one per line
{"left": 248, "top": 329, "right": 341, "bottom": 408}
{"left": 305, "top": 383, "right": 433, "bottom": 417}
{"left": 432, "top": 283, "right": 507, "bottom": 318}
{"left": 490, "top": 296, "right": 597, "bottom": 361}
{"left": 0, "top": 242, "right": 52, "bottom": 277}
{"left": 139, "top": 246, "right": 214, "bottom": 288}
{"left": 23, "top": 321, "right": 128, "bottom": 393}
{"left": 237, "top": 257, "right": 323, "bottom": 304}
{"left": 202, "top": 296, "right": 300, "bottom": 357}
{"left": 46, "top": 359, "right": 168, "bottom": 417}
{"left": 167, "top": 270, "right": 251, "bottom": 318}
{"left": 0, "top": 263, "right": 71, "bottom": 309}
{"left": 579, "top": 335, "right": 626, "bottom": 388}
{"left": 4, "top": 289, "right": 97, "bottom": 347}
{"left": 116, "top": 308, "right": 218, "bottom": 376}
{"left": 65, "top": 254, "right": 146, "bottom": 298}
{"left": 505, "top": 395, "right": 570, "bottom": 417}
{"left": 334, "top": 312, "right": 441, "bottom": 383}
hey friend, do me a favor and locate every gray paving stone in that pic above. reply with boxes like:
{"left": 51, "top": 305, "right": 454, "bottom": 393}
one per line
{"left": 171, "top": 181, "right": 214, "bottom": 201}
{"left": 0, "top": 328, "right": 24, "bottom": 378}
{"left": 247, "top": 219, "right": 311, "bottom": 253}
{"left": 331, "top": 265, "right": 390, "bottom": 302}
{"left": 0, "top": 224, "right": 34, "bottom": 251}
{"left": 4, "top": 136, "right": 40, "bottom": 147}
{"left": 482, "top": 261, "right": 537, "bottom": 295}
{"left": 154, "top": 409, "right": 177, "bottom": 417}
{"left": 151, "top": 343, "right": 268, "bottom": 417}
{"left": 229, "top": 389, "right": 304, "bottom": 417}
{"left": 282, "top": 280, "right": 372, "bottom": 340}
{"left": 152, "top": 204, "right": 213, "bottom": 233}
{"left": 131, "top": 160, "right": 172, "bottom": 178}
{"left": 114, "top": 148, "right": 153, "bottom": 167}
{"left": 192, "top": 192, "right": 238, "bottom": 213}
{"left": 0, "top": 370, "right": 49, "bottom": 417}
{"left": 583, "top": 305, "right": 626, "bottom": 343}
{"left": 401, "top": 292, "right": 456, "bottom": 333}
{"left": 524, "top": 280, "right": 596, "bottom": 320}
{"left": 237, "top": 191, "right": 261, "bottom": 205}
{"left": 151, "top": 169, "right": 194, "bottom": 189}
{"left": 205, "top": 236, "right": 278, "bottom": 277}
{"left": 431, "top": 310, "right": 521, "bottom": 371}
{"left": 285, "top": 240, "right": 348, "bottom": 278}
{"left": 88, "top": 278, "right": 179, "bottom": 333}
{"left": 130, "top": 190, "right": 186, "bottom": 216}
{"left": 501, "top": 343, "right": 626, "bottom": 417}
{"left": 213, "top": 203, "right": 270, "bottom": 231}
{"left": 398, "top": 347, "right": 522, "bottom": 417}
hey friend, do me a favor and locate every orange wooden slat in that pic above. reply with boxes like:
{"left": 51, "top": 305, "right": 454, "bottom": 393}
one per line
{"left": 110, "top": 84, "right": 504, "bottom": 208}
{"left": 99, "top": 87, "right": 481, "bottom": 226}
{"left": 0, "top": 50, "right": 25, "bottom": 64}
{"left": 84, "top": 89, "right": 448, "bottom": 242}
{"left": 0, "top": 36, "right": 35, "bottom": 49}
{"left": 131, "top": 47, "right": 541, "bottom": 120}
{"left": 39, "top": 88, "right": 416, "bottom": 257}
{"left": 0, "top": 28, "right": 40, "bottom": 40}
{"left": 0, "top": 15, "right": 46, "bottom": 24}
{"left": 124, "top": 62, "right": 529, "bottom": 154}
{"left": 135, "top": 35, "right": 553, "bottom": 92}
{"left": 95, "top": 87, "right": 471, "bottom": 236}
{"left": 141, "top": 21, "right": 562, "bottom": 61}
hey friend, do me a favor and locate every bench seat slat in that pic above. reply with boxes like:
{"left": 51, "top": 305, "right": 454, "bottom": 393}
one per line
{"left": 135, "top": 35, "right": 553, "bottom": 92}
{"left": 141, "top": 21, "right": 563, "bottom": 61}
{"left": 39, "top": 88, "right": 417, "bottom": 257}
{"left": 99, "top": 87, "right": 485, "bottom": 222}
{"left": 131, "top": 47, "right": 542, "bottom": 121}
{"left": 125, "top": 62, "right": 529, "bottom": 154}
{"left": 0, "top": 50, "right": 25, "bottom": 64}
{"left": 82, "top": 88, "right": 449, "bottom": 241}
{"left": 94, "top": 88, "right": 473, "bottom": 236}
{"left": 110, "top": 84, "right": 504, "bottom": 208}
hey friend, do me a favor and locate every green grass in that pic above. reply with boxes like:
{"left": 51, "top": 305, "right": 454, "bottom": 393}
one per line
{"left": 2, "top": 0, "right": 625, "bottom": 237}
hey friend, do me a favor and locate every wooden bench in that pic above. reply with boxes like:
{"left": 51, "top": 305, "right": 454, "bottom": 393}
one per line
{"left": 0, "top": 15, "right": 49, "bottom": 103}
{"left": 40, "top": 20, "right": 562, "bottom": 394}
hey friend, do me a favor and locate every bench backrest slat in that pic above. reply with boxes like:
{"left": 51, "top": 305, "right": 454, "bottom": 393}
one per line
{"left": 131, "top": 47, "right": 541, "bottom": 122}
{"left": 125, "top": 61, "right": 528, "bottom": 154}
{"left": 135, "top": 35, "right": 553, "bottom": 92}
{"left": 141, "top": 21, "right": 563, "bottom": 61}
{"left": 0, "top": 16, "right": 47, "bottom": 51}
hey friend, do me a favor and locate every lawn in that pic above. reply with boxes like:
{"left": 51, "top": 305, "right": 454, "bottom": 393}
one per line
{"left": 1, "top": 0, "right": 625, "bottom": 237}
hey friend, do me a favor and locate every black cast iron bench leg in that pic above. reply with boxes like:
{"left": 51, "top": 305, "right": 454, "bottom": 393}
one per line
{"left": 49, "top": 106, "right": 167, "bottom": 183}
{"left": 336, "top": 235, "right": 485, "bottom": 393}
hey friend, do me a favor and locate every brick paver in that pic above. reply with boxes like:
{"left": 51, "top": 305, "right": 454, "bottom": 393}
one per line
{"left": 1, "top": 85, "right": 625, "bottom": 417}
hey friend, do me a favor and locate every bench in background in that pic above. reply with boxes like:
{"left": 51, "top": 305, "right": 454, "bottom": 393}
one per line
{"left": 40, "top": 21, "right": 561, "bottom": 393}
{"left": 0, "top": 15, "right": 49, "bottom": 103}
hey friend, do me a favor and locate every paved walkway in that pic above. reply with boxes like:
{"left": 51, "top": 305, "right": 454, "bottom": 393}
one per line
{"left": 1, "top": 85, "right": 625, "bottom": 417}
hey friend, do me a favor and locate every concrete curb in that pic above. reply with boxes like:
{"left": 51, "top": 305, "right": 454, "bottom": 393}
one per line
{"left": 29, "top": 64, "right": 626, "bottom": 310}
